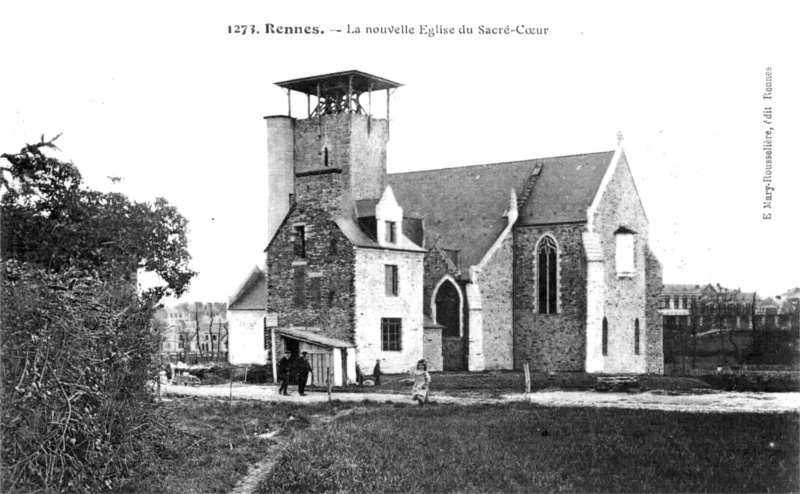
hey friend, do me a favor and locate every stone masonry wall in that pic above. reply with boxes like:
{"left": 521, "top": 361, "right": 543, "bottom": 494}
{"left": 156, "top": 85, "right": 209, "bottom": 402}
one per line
{"left": 293, "top": 114, "right": 388, "bottom": 203}
{"left": 514, "top": 224, "right": 587, "bottom": 371}
{"left": 354, "top": 248, "right": 424, "bottom": 374}
{"left": 349, "top": 114, "right": 389, "bottom": 202}
{"left": 266, "top": 203, "right": 356, "bottom": 344}
{"left": 422, "top": 246, "right": 458, "bottom": 318}
{"left": 645, "top": 245, "right": 664, "bottom": 373}
{"left": 294, "top": 172, "right": 344, "bottom": 214}
{"left": 294, "top": 114, "right": 350, "bottom": 175}
{"left": 479, "top": 232, "right": 514, "bottom": 370}
{"left": 423, "top": 327, "right": 443, "bottom": 372}
{"left": 591, "top": 153, "right": 650, "bottom": 373}
{"left": 423, "top": 247, "right": 467, "bottom": 370}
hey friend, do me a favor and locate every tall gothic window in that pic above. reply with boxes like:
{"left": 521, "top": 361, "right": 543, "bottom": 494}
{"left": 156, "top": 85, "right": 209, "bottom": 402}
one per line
{"left": 602, "top": 317, "right": 609, "bottom": 356}
{"left": 634, "top": 318, "right": 641, "bottom": 355}
{"left": 537, "top": 236, "right": 558, "bottom": 314}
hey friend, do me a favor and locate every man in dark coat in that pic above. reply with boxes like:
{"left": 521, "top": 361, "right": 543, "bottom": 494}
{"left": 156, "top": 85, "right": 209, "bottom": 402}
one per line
{"left": 277, "top": 351, "right": 291, "bottom": 395}
{"left": 373, "top": 359, "right": 382, "bottom": 386}
{"left": 298, "top": 351, "right": 312, "bottom": 396}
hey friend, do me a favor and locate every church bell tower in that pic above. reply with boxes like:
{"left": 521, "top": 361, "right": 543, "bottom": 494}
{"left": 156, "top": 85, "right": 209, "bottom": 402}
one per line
{"left": 265, "top": 70, "right": 402, "bottom": 240}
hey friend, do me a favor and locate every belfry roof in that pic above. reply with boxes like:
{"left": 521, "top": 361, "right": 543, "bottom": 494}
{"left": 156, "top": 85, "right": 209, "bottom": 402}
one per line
{"left": 275, "top": 70, "right": 402, "bottom": 95}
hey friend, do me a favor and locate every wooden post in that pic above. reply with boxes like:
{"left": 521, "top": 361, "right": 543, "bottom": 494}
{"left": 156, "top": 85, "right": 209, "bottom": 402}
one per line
{"left": 229, "top": 367, "right": 234, "bottom": 407}
{"left": 523, "top": 363, "right": 531, "bottom": 399}
{"left": 270, "top": 327, "right": 277, "bottom": 384}
{"left": 347, "top": 75, "right": 353, "bottom": 113}
{"left": 327, "top": 367, "right": 332, "bottom": 403}
{"left": 317, "top": 83, "right": 322, "bottom": 126}
{"left": 307, "top": 94, "right": 311, "bottom": 118}
{"left": 287, "top": 89, "right": 291, "bottom": 117}
{"left": 244, "top": 365, "right": 248, "bottom": 384}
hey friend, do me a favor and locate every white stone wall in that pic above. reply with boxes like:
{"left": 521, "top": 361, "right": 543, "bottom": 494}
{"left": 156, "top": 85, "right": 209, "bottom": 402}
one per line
{"left": 591, "top": 153, "right": 649, "bottom": 374}
{"left": 228, "top": 310, "right": 268, "bottom": 365}
{"left": 354, "top": 248, "right": 424, "bottom": 374}
{"left": 266, "top": 116, "right": 295, "bottom": 244}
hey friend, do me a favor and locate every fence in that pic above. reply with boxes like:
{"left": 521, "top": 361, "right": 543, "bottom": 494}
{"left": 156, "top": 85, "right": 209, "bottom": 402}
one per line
{"left": 160, "top": 351, "right": 228, "bottom": 364}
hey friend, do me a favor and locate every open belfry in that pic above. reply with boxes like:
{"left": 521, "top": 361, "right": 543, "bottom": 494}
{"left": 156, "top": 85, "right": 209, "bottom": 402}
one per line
{"left": 227, "top": 70, "right": 663, "bottom": 384}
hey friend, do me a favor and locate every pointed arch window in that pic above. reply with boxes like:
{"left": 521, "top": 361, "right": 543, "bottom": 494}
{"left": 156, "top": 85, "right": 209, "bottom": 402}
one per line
{"left": 602, "top": 317, "right": 609, "bottom": 356}
{"left": 634, "top": 318, "right": 640, "bottom": 355}
{"left": 537, "top": 236, "right": 558, "bottom": 314}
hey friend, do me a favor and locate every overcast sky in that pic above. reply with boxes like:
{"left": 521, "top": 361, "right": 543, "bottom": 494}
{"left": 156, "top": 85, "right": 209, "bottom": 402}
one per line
{"left": 2, "top": 1, "right": 798, "bottom": 302}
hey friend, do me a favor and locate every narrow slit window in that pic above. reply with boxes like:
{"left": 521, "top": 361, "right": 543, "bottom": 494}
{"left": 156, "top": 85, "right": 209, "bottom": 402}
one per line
{"left": 294, "top": 225, "right": 306, "bottom": 258}
{"left": 294, "top": 266, "right": 306, "bottom": 308}
{"left": 385, "top": 265, "right": 398, "bottom": 296}
{"left": 386, "top": 221, "right": 396, "bottom": 243}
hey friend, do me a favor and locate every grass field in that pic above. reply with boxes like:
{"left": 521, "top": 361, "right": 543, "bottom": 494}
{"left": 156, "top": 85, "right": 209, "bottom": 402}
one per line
{"left": 258, "top": 403, "right": 799, "bottom": 493}
{"left": 124, "top": 397, "right": 799, "bottom": 493}
{"left": 119, "top": 398, "right": 331, "bottom": 493}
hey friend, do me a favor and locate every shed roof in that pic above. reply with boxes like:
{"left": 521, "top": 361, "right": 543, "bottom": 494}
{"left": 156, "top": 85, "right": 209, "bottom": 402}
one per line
{"left": 275, "top": 327, "right": 354, "bottom": 348}
{"left": 423, "top": 315, "right": 445, "bottom": 329}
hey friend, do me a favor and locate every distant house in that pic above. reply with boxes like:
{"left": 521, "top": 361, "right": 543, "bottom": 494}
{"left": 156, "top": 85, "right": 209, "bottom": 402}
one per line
{"left": 227, "top": 70, "right": 664, "bottom": 384}
{"left": 154, "top": 303, "right": 228, "bottom": 360}
{"left": 227, "top": 267, "right": 270, "bottom": 365}
{"left": 660, "top": 283, "right": 797, "bottom": 332}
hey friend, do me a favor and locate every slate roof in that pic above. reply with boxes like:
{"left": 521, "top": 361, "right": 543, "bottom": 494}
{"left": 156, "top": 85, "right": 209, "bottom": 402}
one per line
{"left": 663, "top": 284, "right": 706, "bottom": 295}
{"left": 333, "top": 217, "right": 425, "bottom": 253}
{"left": 519, "top": 151, "right": 616, "bottom": 225}
{"left": 388, "top": 151, "right": 615, "bottom": 277}
{"left": 229, "top": 267, "right": 268, "bottom": 310}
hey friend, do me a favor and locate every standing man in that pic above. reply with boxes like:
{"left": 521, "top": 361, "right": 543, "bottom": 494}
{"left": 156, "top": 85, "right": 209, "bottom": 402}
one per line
{"left": 278, "top": 351, "right": 291, "bottom": 396}
{"left": 373, "top": 359, "right": 382, "bottom": 386}
{"left": 298, "top": 351, "right": 312, "bottom": 396}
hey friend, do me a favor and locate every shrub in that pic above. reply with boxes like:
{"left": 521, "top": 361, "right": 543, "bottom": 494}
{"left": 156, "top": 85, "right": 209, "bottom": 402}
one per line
{"left": 1, "top": 261, "right": 166, "bottom": 492}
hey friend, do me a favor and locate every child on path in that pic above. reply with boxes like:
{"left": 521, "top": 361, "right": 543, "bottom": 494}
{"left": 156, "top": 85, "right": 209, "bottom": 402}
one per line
{"left": 411, "top": 359, "right": 430, "bottom": 406}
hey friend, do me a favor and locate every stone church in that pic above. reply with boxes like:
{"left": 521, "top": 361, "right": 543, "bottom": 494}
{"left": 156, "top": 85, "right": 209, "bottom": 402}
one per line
{"left": 227, "top": 70, "right": 663, "bottom": 385}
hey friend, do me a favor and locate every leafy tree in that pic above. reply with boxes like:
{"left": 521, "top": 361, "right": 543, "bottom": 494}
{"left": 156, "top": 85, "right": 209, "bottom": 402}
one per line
{"left": 1, "top": 135, "right": 196, "bottom": 297}
{"left": 1, "top": 135, "right": 195, "bottom": 491}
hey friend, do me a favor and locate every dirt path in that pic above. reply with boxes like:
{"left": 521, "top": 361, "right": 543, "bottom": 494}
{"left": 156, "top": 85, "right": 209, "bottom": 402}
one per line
{"left": 228, "top": 439, "right": 288, "bottom": 494}
{"left": 226, "top": 406, "right": 371, "bottom": 494}
{"left": 163, "top": 383, "right": 800, "bottom": 414}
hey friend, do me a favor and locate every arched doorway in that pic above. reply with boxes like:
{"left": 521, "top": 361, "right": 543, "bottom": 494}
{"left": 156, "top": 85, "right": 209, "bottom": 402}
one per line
{"left": 433, "top": 277, "right": 464, "bottom": 371}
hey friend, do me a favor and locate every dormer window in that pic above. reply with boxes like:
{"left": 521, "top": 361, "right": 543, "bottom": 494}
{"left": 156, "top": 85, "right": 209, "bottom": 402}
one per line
{"left": 615, "top": 227, "right": 636, "bottom": 278}
{"left": 386, "top": 221, "right": 396, "bottom": 243}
